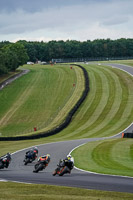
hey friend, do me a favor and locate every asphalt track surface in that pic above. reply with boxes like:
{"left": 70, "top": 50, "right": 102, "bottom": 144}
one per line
{"left": 0, "top": 63, "right": 133, "bottom": 193}
{"left": 0, "top": 69, "right": 29, "bottom": 91}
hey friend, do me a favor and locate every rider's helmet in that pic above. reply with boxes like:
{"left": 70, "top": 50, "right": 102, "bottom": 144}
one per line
{"left": 67, "top": 155, "right": 74, "bottom": 163}
{"left": 33, "top": 147, "right": 38, "bottom": 154}
{"left": 6, "top": 153, "right": 11, "bottom": 160}
{"left": 67, "top": 155, "right": 72, "bottom": 160}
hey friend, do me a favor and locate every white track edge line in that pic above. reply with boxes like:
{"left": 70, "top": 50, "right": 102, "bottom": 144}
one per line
{"left": 107, "top": 64, "right": 133, "bottom": 77}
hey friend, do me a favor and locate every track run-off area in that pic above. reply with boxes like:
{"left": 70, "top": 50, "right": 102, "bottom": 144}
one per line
{"left": 0, "top": 63, "right": 133, "bottom": 193}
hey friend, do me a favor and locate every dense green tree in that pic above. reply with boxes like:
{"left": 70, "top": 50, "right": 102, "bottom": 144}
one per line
{"left": 0, "top": 50, "right": 8, "bottom": 75}
{"left": 4, "top": 48, "right": 18, "bottom": 71}
{"left": 0, "top": 42, "right": 29, "bottom": 75}
{"left": 3, "top": 43, "right": 29, "bottom": 71}
{"left": 80, "top": 40, "right": 92, "bottom": 58}
{"left": 0, "top": 41, "right": 11, "bottom": 49}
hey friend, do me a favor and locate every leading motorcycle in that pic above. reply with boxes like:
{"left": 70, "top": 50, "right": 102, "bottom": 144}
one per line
{"left": 53, "top": 156, "right": 74, "bottom": 176}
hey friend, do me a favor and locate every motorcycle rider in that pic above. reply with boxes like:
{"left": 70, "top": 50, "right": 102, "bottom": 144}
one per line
{"left": 32, "top": 147, "right": 38, "bottom": 159}
{"left": 37, "top": 154, "right": 51, "bottom": 166}
{"left": 53, "top": 155, "right": 74, "bottom": 176}
{"left": 62, "top": 155, "right": 74, "bottom": 170}
{"left": 33, "top": 154, "right": 51, "bottom": 173}
{"left": 24, "top": 147, "right": 38, "bottom": 162}
{"left": 0, "top": 153, "right": 11, "bottom": 169}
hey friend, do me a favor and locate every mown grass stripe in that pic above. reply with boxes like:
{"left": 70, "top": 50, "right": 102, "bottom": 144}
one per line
{"left": 68, "top": 67, "right": 110, "bottom": 138}
{"left": 0, "top": 72, "right": 32, "bottom": 119}
{"left": 0, "top": 71, "right": 39, "bottom": 126}
{"left": 58, "top": 66, "right": 102, "bottom": 139}
{"left": 82, "top": 66, "right": 123, "bottom": 138}
{"left": 80, "top": 67, "right": 117, "bottom": 137}
{"left": 38, "top": 66, "right": 84, "bottom": 133}
{"left": 112, "top": 140, "right": 133, "bottom": 170}
{"left": 98, "top": 68, "right": 133, "bottom": 137}
{"left": 37, "top": 66, "right": 77, "bottom": 129}
{"left": 76, "top": 69, "right": 97, "bottom": 121}
{"left": 71, "top": 68, "right": 98, "bottom": 127}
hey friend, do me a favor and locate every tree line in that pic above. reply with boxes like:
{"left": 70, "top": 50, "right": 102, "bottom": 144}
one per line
{"left": 18, "top": 38, "right": 133, "bottom": 62}
{"left": 0, "top": 38, "right": 133, "bottom": 75}
{"left": 0, "top": 42, "right": 29, "bottom": 75}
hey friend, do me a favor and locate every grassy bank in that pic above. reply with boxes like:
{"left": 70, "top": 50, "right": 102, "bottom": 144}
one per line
{"left": 0, "top": 182, "right": 133, "bottom": 200}
{"left": 53, "top": 64, "right": 133, "bottom": 140}
{"left": 0, "top": 63, "right": 132, "bottom": 138}
{"left": 0, "top": 64, "right": 84, "bottom": 136}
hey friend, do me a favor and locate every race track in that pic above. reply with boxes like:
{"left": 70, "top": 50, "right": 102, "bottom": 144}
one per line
{"left": 0, "top": 63, "right": 133, "bottom": 193}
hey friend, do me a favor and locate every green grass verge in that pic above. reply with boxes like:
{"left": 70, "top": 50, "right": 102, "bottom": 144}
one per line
{"left": 71, "top": 138, "right": 133, "bottom": 177}
{"left": 0, "top": 182, "right": 133, "bottom": 200}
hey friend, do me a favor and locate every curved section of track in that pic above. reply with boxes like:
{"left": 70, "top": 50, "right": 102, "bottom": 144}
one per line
{"left": 0, "top": 63, "right": 133, "bottom": 193}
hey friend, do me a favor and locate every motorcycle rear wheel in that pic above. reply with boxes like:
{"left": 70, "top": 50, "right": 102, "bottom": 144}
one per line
{"left": 24, "top": 158, "right": 30, "bottom": 165}
{"left": 33, "top": 163, "right": 44, "bottom": 173}
{"left": 52, "top": 168, "right": 58, "bottom": 176}
{"left": 0, "top": 161, "right": 4, "bottom": 169}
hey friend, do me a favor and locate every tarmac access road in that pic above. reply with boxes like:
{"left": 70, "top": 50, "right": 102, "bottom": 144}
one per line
{"left": 0, "top": 63, "right": 133, "bottom": 193}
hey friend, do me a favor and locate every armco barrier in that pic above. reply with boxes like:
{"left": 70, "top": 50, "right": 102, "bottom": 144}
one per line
{"left": 0, "top": 64, "right": 89, "bottom": 141}
{"left": 123, "top": 132, "right": 133, "bottom": 138}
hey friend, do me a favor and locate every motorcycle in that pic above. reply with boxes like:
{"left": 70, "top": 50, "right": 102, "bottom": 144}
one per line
{"left": 33, "top": 155, "right": 50, "bottom": 173}
{"left": 0, "top": 153, "right": 11, "bottom": 169}
{"left": 23, "top": 150, "right": 37, "bottom": 165}
{"left": 53, "top": 159, "right": 74, "bottom": 176}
